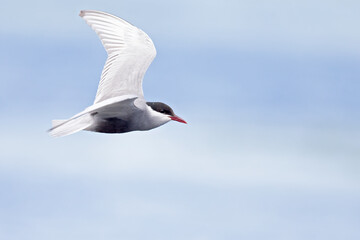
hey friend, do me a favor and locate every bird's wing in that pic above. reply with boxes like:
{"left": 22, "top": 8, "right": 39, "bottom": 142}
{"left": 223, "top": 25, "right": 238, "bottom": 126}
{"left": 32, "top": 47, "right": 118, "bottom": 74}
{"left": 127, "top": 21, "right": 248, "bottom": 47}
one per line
{"left": 79, "top": 10, "right": 157, "bottom": 104}
{"left": 93, "top": 97, "right": 141, "bottom": 120}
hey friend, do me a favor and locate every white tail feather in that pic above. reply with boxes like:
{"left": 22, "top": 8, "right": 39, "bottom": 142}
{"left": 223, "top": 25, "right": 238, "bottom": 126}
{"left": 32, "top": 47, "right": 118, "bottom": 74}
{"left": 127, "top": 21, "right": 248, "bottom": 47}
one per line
{"left": 49, "top": 113, "right": 93, "bottom": 137}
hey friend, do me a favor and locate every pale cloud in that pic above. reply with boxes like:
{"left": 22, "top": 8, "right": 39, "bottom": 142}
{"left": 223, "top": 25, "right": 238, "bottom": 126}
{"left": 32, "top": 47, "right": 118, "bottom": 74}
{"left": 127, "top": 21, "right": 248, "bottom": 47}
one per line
{"left": 1, "top": 119, "right": 359, "bottom": 192}
{"left": 1, "top": 0, "right": 360, "bottom": 53}
{"left": 1, "top": 119, "right": 359, "bottom": 239}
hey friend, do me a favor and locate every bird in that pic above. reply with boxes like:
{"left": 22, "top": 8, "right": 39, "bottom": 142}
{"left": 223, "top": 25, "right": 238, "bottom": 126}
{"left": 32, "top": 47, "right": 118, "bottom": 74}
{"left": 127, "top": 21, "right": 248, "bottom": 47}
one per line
{"left": 49, "top": 10, "right": 186, "bottom": 137}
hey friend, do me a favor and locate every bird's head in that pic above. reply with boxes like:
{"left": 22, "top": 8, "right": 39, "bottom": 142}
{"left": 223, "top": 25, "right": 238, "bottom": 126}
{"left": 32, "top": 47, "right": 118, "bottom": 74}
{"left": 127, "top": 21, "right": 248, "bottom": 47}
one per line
{"left": 146, "top": 102, "right": 187, "bottom": 124}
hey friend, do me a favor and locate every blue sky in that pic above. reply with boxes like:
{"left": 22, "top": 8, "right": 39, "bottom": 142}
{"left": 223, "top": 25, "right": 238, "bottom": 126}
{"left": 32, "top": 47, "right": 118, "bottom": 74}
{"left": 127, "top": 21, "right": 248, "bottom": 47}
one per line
{"left": 1, "top": 0, "right": 360, "bottom": 239}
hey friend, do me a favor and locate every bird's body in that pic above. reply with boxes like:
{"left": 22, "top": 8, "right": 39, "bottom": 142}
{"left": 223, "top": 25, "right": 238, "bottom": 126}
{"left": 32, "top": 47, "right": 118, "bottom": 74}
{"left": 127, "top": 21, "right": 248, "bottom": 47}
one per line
{"left": 49, "top": 10, "right": 186, "bottom": 137}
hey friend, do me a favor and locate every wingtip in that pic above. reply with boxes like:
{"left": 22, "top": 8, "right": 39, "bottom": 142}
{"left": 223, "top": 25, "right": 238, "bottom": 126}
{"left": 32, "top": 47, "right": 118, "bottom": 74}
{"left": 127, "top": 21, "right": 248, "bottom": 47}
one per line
{"left": 47, "top": 129, "right": 56, "bottom": 138}
{"left": 79, "top": 10, "right": 85, "bottom": 17}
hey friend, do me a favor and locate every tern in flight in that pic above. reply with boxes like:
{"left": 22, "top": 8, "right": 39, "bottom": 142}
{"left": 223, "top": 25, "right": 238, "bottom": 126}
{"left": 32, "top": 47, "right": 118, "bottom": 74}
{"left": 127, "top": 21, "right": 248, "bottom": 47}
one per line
{"left": 49, "top": 10, "right": 186, "bottom": 137}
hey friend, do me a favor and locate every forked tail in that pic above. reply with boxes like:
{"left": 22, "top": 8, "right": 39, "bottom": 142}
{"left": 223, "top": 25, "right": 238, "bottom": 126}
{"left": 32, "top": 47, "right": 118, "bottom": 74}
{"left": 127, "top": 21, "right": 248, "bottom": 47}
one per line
{"left": 49, "top": 113, "right": 93, "bottom": 137}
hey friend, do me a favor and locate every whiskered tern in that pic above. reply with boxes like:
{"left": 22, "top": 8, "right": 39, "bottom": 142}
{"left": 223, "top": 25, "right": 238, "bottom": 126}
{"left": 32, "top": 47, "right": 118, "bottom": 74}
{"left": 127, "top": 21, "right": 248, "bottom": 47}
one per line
{"left": 49, "top": 10, "right": 186, "bottom": 137}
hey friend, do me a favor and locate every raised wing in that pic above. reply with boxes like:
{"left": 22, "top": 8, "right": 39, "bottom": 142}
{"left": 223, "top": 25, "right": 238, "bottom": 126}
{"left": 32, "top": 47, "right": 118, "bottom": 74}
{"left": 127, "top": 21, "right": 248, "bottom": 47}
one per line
{"left": 79, "top": 10, "right": 157, "bottom": 104}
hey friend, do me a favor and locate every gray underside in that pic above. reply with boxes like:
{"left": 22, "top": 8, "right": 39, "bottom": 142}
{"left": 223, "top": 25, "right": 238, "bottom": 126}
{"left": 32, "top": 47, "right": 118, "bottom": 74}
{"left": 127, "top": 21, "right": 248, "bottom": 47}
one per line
{"left": 93, "top": 117, "right": 132, "bottom": 133}
{"left": 86, "top": 97, "right": 140, "bottom": 134}
{"left": 82, "top": 99, "right": 167, "bottom": 134}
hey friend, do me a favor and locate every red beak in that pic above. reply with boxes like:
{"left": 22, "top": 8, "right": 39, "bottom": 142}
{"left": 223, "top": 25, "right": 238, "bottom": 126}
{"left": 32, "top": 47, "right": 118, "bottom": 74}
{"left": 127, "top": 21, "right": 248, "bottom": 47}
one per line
{"left": 170, "top": 115, "right": 187, "bottom": 124}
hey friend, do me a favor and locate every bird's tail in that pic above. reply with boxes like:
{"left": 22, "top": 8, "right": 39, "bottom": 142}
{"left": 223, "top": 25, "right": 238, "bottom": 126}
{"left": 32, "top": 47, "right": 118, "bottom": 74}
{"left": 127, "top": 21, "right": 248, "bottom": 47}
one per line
{"left": 49, "top": 113, "right": 93, "bottom": 137}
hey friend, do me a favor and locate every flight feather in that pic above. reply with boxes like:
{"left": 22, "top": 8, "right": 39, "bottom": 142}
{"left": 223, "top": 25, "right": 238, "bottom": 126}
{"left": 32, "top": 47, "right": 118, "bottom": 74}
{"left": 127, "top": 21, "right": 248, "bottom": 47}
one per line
{"left": 79, "top": 10, "right": 157, "bottom": 103}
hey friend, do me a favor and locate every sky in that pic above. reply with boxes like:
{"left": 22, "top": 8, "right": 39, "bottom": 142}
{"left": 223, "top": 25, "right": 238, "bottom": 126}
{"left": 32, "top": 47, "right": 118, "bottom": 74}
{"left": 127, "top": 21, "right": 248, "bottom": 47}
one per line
{"left": 1, "top": 0, "right": 360, "bottom": 239}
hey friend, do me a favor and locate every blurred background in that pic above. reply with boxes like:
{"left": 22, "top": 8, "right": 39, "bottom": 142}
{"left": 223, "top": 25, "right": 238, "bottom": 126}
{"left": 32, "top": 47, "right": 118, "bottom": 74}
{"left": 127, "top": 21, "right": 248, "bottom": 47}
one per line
{"left": 1, "top": 0, "right": 359, "bottom": 239}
